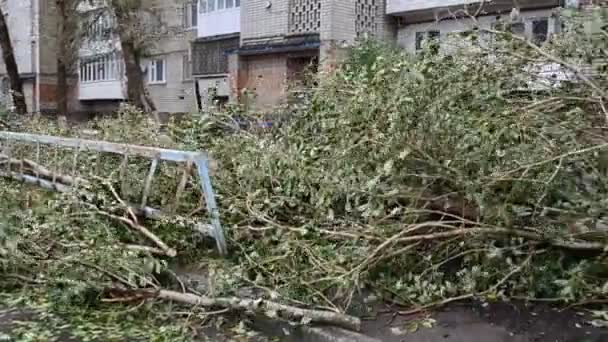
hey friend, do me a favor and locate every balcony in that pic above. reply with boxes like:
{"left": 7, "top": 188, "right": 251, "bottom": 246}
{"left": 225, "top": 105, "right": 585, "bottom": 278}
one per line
{"left": 79, "top": 81, "right": 126, "bottom": 101}
{"left": 78, "top": 53, "right": 126, "bottom": 101}
{"left": 387, "top": 0, "right": 562, "bottom": 18}
{"left": 198, "top": 1, "right": 241, "bottom": 38}
{"left": 387, "top": 0, "right": 480, "bottom": 15}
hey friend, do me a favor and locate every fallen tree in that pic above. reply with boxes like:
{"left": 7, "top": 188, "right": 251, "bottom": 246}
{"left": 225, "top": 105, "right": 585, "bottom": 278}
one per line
{"left": 0, "top": 7, "right": 607, "bottom": 339}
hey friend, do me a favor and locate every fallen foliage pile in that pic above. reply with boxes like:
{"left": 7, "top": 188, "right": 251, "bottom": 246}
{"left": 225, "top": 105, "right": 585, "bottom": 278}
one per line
{"left": 172, "top": 8, "right": 608, "bottom": 312}
{"left": 0, "top": 6, "right": 607, "bottom": 339}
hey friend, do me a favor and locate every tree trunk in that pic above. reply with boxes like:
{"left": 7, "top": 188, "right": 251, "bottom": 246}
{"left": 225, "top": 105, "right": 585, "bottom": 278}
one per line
{"left": 56, "top": 0, "right": 68, "bottom": 116}
{"left": 119, "top": 38, "right": 146, "bottom": 110}
{"left": 110, "top": 0, "right": 154, "bottom": 112}
{"left": 0, "top": 9, "right": 27, "bottom": 114}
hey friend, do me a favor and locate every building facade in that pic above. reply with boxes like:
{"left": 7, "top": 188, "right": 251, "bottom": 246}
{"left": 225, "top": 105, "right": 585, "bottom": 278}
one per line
{"left": 0, "top": 0, "right": 597, "bottom": 116}
{"left": 192, "top": 0, "right": 594, "bottom": 111}
{"left": 77, "top": 0, "right": 199, "bottom": 115}
{"left": 0, "top": 0, "right": 78, "bottom": 114}
{"left": 198, "top": 0, "right": 395, "bottom": 110}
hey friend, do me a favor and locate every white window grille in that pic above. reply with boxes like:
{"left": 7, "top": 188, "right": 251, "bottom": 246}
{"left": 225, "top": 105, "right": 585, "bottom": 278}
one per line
{"left": 79, "top": 53, "right": 122, "bottom": 83}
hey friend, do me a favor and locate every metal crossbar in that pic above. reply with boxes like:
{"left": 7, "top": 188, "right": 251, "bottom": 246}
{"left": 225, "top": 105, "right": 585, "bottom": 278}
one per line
{"left": 0, "top": 131, "right": 227, "bottom": 255}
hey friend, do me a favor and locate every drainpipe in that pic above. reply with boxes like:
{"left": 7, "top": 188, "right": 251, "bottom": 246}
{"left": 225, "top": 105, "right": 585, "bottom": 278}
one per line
{"left": 30, "top": 0, "right": 40, "bottom": 113}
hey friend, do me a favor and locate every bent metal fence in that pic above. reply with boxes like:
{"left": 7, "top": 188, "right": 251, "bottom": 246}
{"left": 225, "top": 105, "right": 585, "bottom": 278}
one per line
{"left": 0, "top": 131, "right": 227, "bottom": 256}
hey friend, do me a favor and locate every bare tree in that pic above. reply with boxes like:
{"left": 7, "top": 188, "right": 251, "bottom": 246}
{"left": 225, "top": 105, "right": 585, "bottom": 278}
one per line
{"left": 0, "top": 8, "right": 27, "bottom": 114}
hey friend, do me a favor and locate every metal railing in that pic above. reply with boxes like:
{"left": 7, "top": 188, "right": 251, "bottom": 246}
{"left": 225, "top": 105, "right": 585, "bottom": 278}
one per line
{"left": 0, "top": 131, "right": 227, "bottom": 255}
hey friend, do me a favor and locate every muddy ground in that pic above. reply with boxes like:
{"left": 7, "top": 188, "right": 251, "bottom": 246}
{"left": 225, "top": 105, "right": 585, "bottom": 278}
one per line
{"left": 0, "top": 300, "right": 606, "bottom": 341}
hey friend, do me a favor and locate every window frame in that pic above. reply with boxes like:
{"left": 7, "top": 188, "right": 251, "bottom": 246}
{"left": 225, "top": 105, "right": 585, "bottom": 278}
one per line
{"left": 148, "top": 58, "right": 167, "bottom": 84}
{"left": 531, "top": 17, "right": 549, "bottom": 46}
{"left": 191, "top": 1, "right": 198, "bottom": 27}
{"left": 200, "top": 0, "right": 240, "bottom": 14}
{"left": 182, "top": 53, "right": 193, "bottom": 81}
{"left": 415, "top": 30, "right": 440, "bottom": 51}
{"left": 183, "top": 1, "right": 198, "bottom": 28}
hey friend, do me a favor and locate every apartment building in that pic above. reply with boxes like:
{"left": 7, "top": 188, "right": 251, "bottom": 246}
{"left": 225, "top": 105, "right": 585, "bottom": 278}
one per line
{"left": 0, "top": 0, "right": 596, "bottom": 116}
{"left": 0, "top": 0, "right": 75, "bottom": 114}
{"left": 192, "top": 0, "right": 596, "bottom": 111}
{"left": 78, "top": 0, "right": 198, "bottom": 115}
{"left": 191, "top": 0, "right": 395, "bottom": 110}
{"left": 387, "top": 0, "right": 569, "bottom": 52}
{"left": 191, "top": 0, "right": 241, "bottom": 109}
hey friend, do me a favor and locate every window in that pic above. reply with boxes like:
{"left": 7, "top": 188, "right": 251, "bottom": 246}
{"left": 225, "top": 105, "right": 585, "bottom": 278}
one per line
{"left": 415, "top": 30, "right": 440, "bottom": 51}
{"left": 200, "top": 0, "right": 240, "bottom": 14}
{"left": 191, "top": 1, "right": 198, "bottom": 26}
{"left": 149, "top": 59, "right": 166, "bottom": 84}
{"left": 509, "top": 22, "right": 526, "bottom": 37}
{"left": 415, "top": 32, "right": 424, "bottom": 51}
{"left": 182, "top": 54, "right": 192, "bottom": 80}
{"left": 191, "top": 37, "right": 240, "bottom": 75}
{"left": 532, "top": 18, "right": 549, "bottom": 45}
{"left": 183, "top": 1, "right": 198, "bottom": 28}
{"left": 86, "top": 12, "right": 114, "bottom": 41}
{"left": 79, "top": 53, "right": 122, "bottom": 83}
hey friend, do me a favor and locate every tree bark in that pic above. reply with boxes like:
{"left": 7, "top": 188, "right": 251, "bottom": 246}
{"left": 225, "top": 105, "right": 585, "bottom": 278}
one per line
{"left": 119, "top": 38, "right": 146, "bottom": 110}
{"left": 0, "top": 8, "right": 27, "bottom": 114}
{"left": 56, "top": 0, "right": 68, "bottom": 116}
{"left": 110, "top": 0, "right": 155, "bottom": 112}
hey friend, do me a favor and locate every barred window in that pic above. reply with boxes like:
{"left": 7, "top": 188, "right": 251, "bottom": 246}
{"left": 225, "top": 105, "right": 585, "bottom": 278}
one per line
{"left": 192, "top": 37, "right": 239, "bottom": 76}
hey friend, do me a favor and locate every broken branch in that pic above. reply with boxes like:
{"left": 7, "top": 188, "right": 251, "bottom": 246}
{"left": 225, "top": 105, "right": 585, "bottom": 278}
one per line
{"left": 154, "top": 289, "right": 361, "bottom": 332}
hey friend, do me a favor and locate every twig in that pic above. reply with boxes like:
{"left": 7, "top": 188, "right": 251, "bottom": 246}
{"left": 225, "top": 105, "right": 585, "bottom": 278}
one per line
{"left": 600, "top": 98, "right": 608, "bottom": 125}
{"left": 565, "top": 299, "right": 608, "bottom": 310}
{"left": 488, "top": 252, "right": 538, "bottom": 293}
{"left": 0, "top": 154, "right": 88, "bottom": 186}
{"left": 4, "top": 274, "right": 46, "bottom": 285}
{"left": 87, "top": 205, "right": 177, "bottom": 257}
{"left": 72, "top": 260, "right": 136, "bottom": 288}
{"left": 123, "top": 244, "right": 169, "bottom": 256}
{"left": 479, "top": 27, "right": 608, "bottom": 99}
{"left": 398, "top": 252, "right": 538, "bottom": 315}
{"left": 493, "top": 143, "right": 608, "bottom": 178}
{"left": 348, "top": 222, "right": 452, "bottom": 278}
{"left": 393, "top": 227, "right": 605, "bottom": 251}
{"left": 398, "top": 293, "right": 476, "bottom": 316}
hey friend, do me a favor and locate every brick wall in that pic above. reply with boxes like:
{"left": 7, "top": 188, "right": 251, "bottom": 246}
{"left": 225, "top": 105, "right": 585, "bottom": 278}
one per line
{"left": 242, "top": 55, "right": 288, "bottom": 109}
